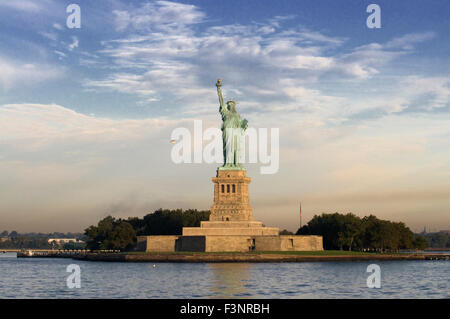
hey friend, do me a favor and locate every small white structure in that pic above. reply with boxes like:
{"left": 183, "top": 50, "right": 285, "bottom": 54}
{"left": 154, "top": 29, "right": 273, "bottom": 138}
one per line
{"left": 48, "top": 238, "right": 84, "bottom": 245}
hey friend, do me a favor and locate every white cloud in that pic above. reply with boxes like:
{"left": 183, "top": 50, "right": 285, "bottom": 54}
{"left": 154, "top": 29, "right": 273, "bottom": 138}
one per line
{"left": 0, "top": 0, "right": 43, "bottom": 12}
{"left": 0, "top": 103, "right": 182, "bottom": 141}
{"left": 0, "top": 56, "right": 64, "bottom": 91}
{"left": 113, "top": 0, "right": 205, "bottom": 33}
{"left": 68, "top": 36, "right": 79, "bottom": 51}
{"left": 54, "top": 50, "right": 66, "bottom": 59}
{"left": 385, "top": 32, "right": 435, "bottom": 50}
{"left": 113, "top": 10, "right": 131, "bottom": 32}
{"left": 53, "top": 23, "right": 63, "bottom": 31}
{"left": 342, "top": 75, "right": 450, "bottom": 117}
{"left": 87, "top": 1, "right": 437, "bottom": 121}
{"left": 400, "top": 76, "right": 450, "bottom": 110}
{"left": 40, "top": 31, "right": 58, "bottom": 41}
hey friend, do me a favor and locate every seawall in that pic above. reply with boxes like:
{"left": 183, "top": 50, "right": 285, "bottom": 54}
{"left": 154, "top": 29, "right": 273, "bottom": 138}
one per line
{"left": 71, "top": 252, "right": 449, "bottom": 263}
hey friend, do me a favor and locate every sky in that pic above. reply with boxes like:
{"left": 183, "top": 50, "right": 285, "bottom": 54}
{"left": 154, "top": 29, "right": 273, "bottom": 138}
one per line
{"left": 0, "top": 0, "right": 450, "bottom": 233}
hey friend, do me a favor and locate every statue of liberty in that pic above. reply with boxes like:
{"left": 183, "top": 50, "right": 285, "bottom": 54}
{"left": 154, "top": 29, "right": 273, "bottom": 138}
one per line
{"left": 216, "top": 79, "right": 248, "bottom": 169}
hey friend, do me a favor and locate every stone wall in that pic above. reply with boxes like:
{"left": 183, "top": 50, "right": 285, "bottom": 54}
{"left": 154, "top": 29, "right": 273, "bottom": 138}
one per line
{"left": 254, "top": 236, "right": 281, "bottom": 251}
{"left": 176, "top": 236, "right": 206, "bottom": 252}
{"left": 205, "top": 236, "right": 252, "bottom": 252}
{"left": 182, "top": 226, "right": 279, "bottom": 236}
{"left": 139, "top": 234, "right": 323, "bottom": 252}
{"left": 140, "top": 235, "right": 179, "bottom": 252}
{"left": 254, "top": 235, "right": 323, "bottom": 251}
{"left": 279, "top": 235, "right": 323, "bottom": 251}
{"left": 200, "top": 221, "right": 263, "bottom": 228}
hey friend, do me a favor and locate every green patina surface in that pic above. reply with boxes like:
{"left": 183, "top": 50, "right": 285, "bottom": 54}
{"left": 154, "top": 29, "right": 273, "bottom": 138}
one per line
{"left": 216, "top": 79, "right": 248, "bottom": 170}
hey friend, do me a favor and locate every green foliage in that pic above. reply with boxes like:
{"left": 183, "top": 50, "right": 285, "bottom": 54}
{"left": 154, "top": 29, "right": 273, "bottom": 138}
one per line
{"left": 84, "top": 209, "right": 210, "bottom": 251}
{"left": 413, "top": 235, "right": 428, "bottom": 250}
{"left": 135, "top": 209, "right": 210, "bottom": 236}
{"left": 280, "top": 229, "right": 294, "bottom": 235}
{"left": 108, "top": 222, "right": 136, "bottom": 250}
{"left": 85, "top": 216, "right": 136, "bottom": 251}
{"left": 297, "top": 213, "right": 420, "bottom": 251}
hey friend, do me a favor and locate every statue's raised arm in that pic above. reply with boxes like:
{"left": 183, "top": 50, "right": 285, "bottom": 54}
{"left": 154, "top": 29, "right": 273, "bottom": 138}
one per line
{"left": 216, "top": 79, "right": 228, "bottom": 116}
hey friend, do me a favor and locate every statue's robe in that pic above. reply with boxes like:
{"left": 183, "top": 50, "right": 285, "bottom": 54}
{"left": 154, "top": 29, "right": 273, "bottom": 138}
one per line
{"left": 220, "top": 105, "right": 245, "bottom": 166}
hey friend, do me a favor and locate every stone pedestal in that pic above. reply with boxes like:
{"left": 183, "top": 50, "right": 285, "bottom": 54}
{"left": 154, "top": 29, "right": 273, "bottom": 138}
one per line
{"left": 182, "top": 168, "right": 279, "bottom": 241}
{"left": 210, "top": 169, "right": 253, "bottom": 221}
{"left": 139, "top": 168, "right": 323, "bottom": 252}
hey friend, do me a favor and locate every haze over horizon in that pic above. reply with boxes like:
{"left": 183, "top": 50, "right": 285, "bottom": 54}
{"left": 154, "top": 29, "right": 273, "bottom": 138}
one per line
{"left": 1, "top": 0, "right": 450, "bottom": 233}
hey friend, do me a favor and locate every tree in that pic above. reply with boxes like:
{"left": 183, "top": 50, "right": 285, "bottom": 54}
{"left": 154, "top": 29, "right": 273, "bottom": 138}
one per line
{"left": 280, "top": 229, "right": 294, "bottom": 235}
{"left": 1, "top": 230, "right": 8, "bottom": 237}
{"left": 85, "top": 216, "right": 136, "bottom": 251}
{"left": 413, "top": 235, "right": 427, "bottom": 250}
{"left": 360, "top": 215, "right": 380, "bottom": 250}
{"left": 85, "top": 216, "right": 114, "bottom": 250}
{"left": 108, "top": 222, "right": 136, "bottom": 251}
{"left": 84, "top": 209, "right": 210, "bottom": 251}
{"left": 396, "top": 222, "right": 414, "bottom": 250}
{"left": 297, "top": 213, "right": 363, "bottom": 250}
{"left": 297, "top": 212, "right": 416, "bottom": 252}
{"left": 341, "top": 214, "right": 362, "bottom": 251}
{"left": 139, "top": 209, "right": 209, "bottom": 235}
{"left": 140, "top": 209, "right": 184, "bottom": 235}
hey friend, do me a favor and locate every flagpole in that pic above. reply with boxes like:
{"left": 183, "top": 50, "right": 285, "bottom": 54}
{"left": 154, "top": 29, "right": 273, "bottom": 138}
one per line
{"left": 299, "top": 202, "right": 302, "bottom": 229}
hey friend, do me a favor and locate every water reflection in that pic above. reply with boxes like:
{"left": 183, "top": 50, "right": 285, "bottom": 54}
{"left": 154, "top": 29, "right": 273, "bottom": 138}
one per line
{"left": 209, "top": 263, "right": 251, "bottom": 298}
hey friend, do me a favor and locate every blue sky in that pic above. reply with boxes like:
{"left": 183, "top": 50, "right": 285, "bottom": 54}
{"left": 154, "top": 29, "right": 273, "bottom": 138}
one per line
{"left": 1, "top": 0, "right": 449, "bottom": 118}
{"left": 0, "top": 0, "right": 450, "bottom": 232}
